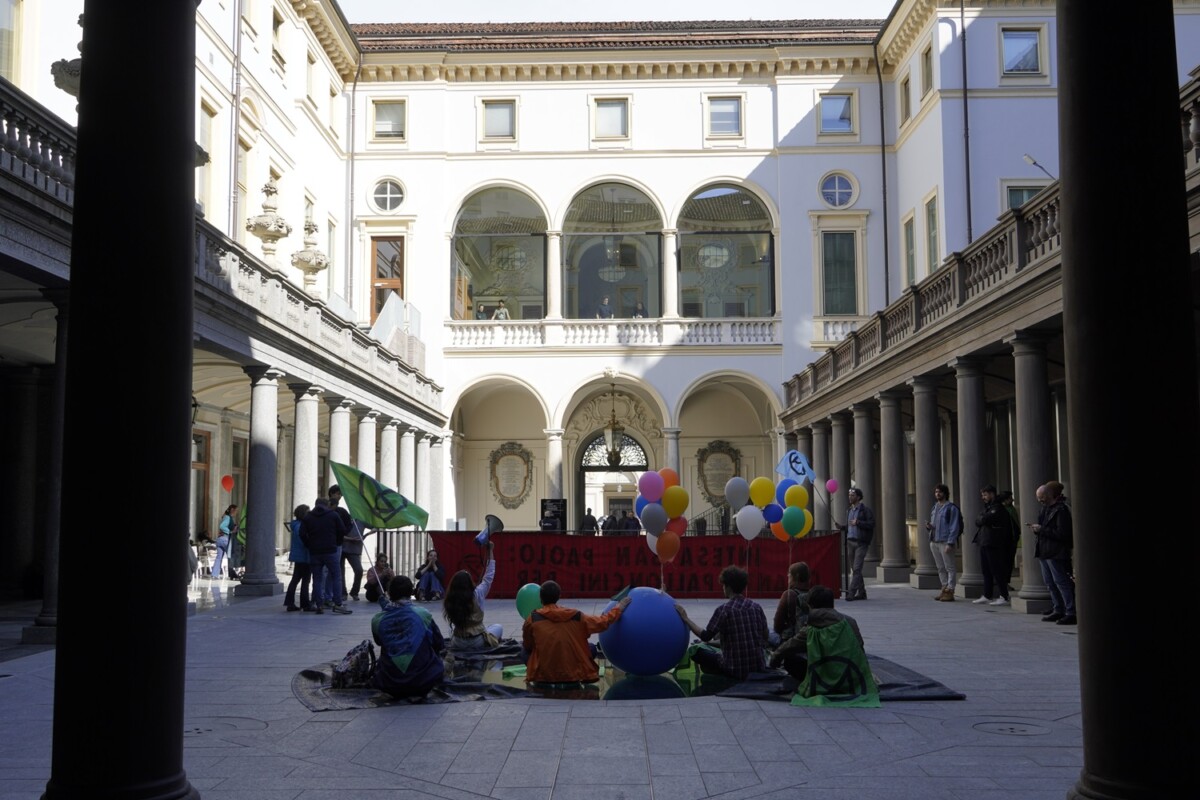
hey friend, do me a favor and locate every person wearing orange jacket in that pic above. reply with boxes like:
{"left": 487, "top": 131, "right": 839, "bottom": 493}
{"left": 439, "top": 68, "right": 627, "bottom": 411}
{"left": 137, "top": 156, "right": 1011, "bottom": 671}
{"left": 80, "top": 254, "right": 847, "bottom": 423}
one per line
{"left": 521, "top": 581, "right": 630, "bottom": 683}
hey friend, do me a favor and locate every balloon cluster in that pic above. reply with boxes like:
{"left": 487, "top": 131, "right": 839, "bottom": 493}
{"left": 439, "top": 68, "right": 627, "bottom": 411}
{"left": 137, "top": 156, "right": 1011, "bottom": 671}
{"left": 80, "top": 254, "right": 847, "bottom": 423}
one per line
{"left": 635, "top": 468, "right": 688, "bottom": 563}
{"left": 725, "top": 476, "right": 815, "bottom": 542}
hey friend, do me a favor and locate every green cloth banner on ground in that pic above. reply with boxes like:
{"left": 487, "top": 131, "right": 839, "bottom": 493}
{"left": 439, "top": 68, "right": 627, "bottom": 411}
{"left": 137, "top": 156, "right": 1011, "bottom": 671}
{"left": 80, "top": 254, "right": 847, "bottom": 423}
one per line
{"left": 330, "top": 461, "right": 429, "bottom": 530}
{"left": 791, "top": 618, "right": 880, "bottom": 707}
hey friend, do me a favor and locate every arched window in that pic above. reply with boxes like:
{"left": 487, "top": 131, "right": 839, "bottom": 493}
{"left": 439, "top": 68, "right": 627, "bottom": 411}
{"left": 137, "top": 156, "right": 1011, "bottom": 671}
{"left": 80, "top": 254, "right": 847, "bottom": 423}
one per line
{"left": 451, "top": 188, "right": 547, "bottom": 320}
{"left": 563, "top": 183, "right": 663, "bottom": 320}
{"left": 580, "top": 432, "right": 648, "bottom": 469}
{"left": 677, "top": 184, "right": 773, "bottom": 318}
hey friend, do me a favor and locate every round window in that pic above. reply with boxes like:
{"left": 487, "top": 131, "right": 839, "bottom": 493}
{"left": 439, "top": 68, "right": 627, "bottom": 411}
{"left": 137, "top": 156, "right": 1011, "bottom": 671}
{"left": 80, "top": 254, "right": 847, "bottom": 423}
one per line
{"left": 373, "top": 179, "right": 405, "bottom": 212}
{"left": 820, "top": 173, "right": 854, "bottom": 208}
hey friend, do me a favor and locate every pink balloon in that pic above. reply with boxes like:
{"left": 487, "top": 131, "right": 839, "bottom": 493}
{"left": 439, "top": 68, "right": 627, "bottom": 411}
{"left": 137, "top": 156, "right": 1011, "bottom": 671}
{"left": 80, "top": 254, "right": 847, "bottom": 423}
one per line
{"left": 825, "top": 478, "right": 839, "bottom": 494}
{"left": 638, "top": 471, "right": 665, "bottom": 502}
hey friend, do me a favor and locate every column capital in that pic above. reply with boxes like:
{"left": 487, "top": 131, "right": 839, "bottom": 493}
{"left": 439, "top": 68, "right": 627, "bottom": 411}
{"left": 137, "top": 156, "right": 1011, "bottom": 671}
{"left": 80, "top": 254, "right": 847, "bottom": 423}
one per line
{"left": 661, "top": 427, "right": 681, "bottom": 438}
{"left": 875, "top": 388, "right": 907, "bottom": 406}
{"left": 544, "top": 428, "right": 565, "bottom": 442}
{"left": 355, "top": 408, "right": 381, "bottom": 422}
{"left": 546, "top": 230, "right": 561, "bottom": 240}
{"left": 947, "top": 355, "right": 987, "bottom": 375}
{"left": 381, "top": 417, "right": 401, "bottom": 431}
{"left": 324, "top": 394, "right": 355, "bottom": 412}
{"left": 399, "top": 424, "right": 417, "bottom": 436}
{"left": 906, "top": 374, "right": 940, "bottom": 391}
{"left": 829, "top": 411, "right": 851, "bottom": 425}
{"left": 1004, "top": 329, "right": 1051, "bottom": 353}
{"left": 662, "top": 228, "right": 678, "bottom": 237}
{"left": 850, "top": 401, "right": 875, "bottom": 416}
{"left": 288, "top": 382, "right": 324, "bottom": 399}
{"left": 243, "top": 365, "right": 284, "bottom": 383}
{"left": 810, "top": 418, "right": 831, "bottom": 432}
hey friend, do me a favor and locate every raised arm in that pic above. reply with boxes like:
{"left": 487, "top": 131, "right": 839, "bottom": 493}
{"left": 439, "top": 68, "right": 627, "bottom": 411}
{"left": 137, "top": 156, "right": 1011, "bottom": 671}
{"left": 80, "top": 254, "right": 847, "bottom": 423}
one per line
{"left": 475, "top": 548, "right": 496, "bottom": 604}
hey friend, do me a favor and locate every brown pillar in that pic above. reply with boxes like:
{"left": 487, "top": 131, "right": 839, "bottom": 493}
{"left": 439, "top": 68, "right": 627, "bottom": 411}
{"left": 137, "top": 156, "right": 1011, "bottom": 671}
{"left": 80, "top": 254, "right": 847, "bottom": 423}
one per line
{"left": 46, "top": 1, "right": 198, "bottom": 798}
{"left": 1060, "top": 3, "right": 1197, "bottom": 797}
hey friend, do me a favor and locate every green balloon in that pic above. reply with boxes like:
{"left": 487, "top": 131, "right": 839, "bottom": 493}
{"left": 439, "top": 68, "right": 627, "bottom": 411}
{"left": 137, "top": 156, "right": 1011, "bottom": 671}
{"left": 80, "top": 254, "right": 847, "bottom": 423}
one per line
{"left": 516, "top": 582, "right": 542, "bottom": 620}
{"left": 781, "top": 506, "right": 805, "bottom": 536}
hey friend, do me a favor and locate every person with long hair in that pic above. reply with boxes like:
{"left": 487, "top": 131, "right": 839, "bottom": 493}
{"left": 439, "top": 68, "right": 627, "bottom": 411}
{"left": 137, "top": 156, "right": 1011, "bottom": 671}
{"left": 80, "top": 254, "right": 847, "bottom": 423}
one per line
{"left": 284, "top": 504, "right": 312, "bottom": 611}
{"left": 771, "top": 561, "right": 811, "bottom": 647}
{"left": 442, "top": 540, "right": 503, "bottom": 650}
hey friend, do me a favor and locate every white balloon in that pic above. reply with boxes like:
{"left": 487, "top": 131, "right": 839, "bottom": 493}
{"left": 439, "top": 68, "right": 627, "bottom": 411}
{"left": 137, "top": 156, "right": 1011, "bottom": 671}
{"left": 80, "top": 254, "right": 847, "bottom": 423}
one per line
{"left": 736, "top": 505, "right": 764, "bottom": 541}
{"left": 725, "top": 477, "right": 751, "bottom": 509}
{"left": 640, "top": 502, "right": 668, "bottom": 535}
{"left": 646, "top": 532, "right": 659, "bottom": 555}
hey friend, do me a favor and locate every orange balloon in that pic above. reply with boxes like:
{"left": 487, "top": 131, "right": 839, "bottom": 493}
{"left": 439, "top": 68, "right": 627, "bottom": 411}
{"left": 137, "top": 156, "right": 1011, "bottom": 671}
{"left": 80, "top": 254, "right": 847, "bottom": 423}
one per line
{"left": 665, "top": 515, "right": 687, "bottom": 536}
{"left": 770, "top": 521, "right": 789, "bottom": 542}
{"left": 656, "top": 530, "right": 681, "bottom": 563}
{"left": 659, "top": 467, "right": 680, "bottom": 489}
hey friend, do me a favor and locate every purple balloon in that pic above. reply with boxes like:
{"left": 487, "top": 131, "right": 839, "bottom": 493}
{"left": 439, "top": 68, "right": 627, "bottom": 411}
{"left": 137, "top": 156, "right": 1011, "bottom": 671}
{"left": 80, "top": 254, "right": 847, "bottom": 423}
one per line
{"left": 638, "top": 471, "right": 665, "bottom": 502}
{"left": 775, "top": 479, "right": 797, "bottom": 507}
{"left": 762, "top": 503, "right": 784, "bottom": 524}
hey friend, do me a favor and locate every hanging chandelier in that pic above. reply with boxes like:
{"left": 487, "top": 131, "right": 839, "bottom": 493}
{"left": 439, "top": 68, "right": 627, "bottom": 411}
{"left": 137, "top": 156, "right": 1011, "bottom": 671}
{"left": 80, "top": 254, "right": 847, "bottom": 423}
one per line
{"left": 603, "top": 383, "right": 625, "bottom": 468}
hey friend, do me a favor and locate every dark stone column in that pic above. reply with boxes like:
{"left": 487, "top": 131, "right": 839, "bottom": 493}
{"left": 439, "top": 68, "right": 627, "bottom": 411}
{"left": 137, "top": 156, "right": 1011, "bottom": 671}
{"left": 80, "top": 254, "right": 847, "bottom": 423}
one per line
{"left": 46, "top": 1, "right": 198, "bottom": 798}
{"left": 1059, "top": 3, "right": 1197, "bottom": 798}
{"left": 908, "top": 375, "right": 942, "bottom": 589}
{"left": 876, "top": 390, "right": 908, "bottom": 581}
{"left": 829, "top": 412, "right": 850, "bottom": 528}
{"left": 851, "top": 402, "right": 879, "bottom": 576}
{"left": 810, "top": 420, "right": 830, "bottom": 531}
{"left": 949, "top": 357, "right": 986, "bottom": 599}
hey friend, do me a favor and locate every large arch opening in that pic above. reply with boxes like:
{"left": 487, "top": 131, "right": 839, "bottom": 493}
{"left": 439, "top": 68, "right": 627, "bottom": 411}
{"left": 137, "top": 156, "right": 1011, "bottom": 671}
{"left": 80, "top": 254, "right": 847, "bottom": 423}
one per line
{"left": 451, "top": 187, "right": 547, "bottom": 320}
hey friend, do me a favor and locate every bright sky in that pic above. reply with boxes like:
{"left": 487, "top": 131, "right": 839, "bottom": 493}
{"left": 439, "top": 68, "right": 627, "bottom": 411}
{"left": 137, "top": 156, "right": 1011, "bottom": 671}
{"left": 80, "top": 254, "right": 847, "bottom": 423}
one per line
{"left": 337, "top": 0, "right": 897, "bottom": 24}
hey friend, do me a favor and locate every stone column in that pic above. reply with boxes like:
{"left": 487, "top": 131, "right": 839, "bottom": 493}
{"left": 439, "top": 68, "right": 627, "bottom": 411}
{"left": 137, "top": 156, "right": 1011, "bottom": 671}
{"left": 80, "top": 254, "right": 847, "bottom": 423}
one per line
{"left": 356, "top": 409, "right": 379, "bottom": 478}
{"left": 399, "top": 425, "right": 417, "bottom": 507}
{"left": 47, "top": 4, "right": 198, "bottom": 795}
{"left": 1007, "top": 334, "right": 1054, "bottom": 613}
{"left": 290, "top": 384, "right": 322, "bottom": 513}
{"left": 784, "top": 430, "right": 798, "bottom": 454}
{"left": 810, "top": 421, "right": 831, "bottom": 531}
{"left": 546, "top": 231, "right": 562, "bottom": 319}
{"left": 25, "top": 290, "right": 68, "bottom": 641}
{"left": 662, "top": 228, "right": 679, "bottom": 318}
{"left": 325, "top": 396, "right": 353, "bottom": 490}
{"left": 795, "top": 427, "right": 813, "bottom": 517}
{"left": 851, "top": 402, "right": 878, "bottom": 578}
{"left": 829, "top": 412, "right": 850, "bottom": 528}
{"left": 380, "top": 419, "right": 399, "bottom": 491}
{"left": 877, "top": 391, "right": 909, "bottom": 581}
{"left": 771, "top": 426, "right": 788, "bottom": 476}
{"left": 545, "top": 428, "right": 564, "bottom": 500}
{"left": 276, "top": 421, "right": 294, "bottom": 552}
{"left": 909, "top": 376, "right": 942, "bottom": 588}
{"left": 950, "top": 357, "right": 986, "bottom": 599}
{"left": 416, "top": 432, "right": 432, "bottom": 518}
{"left": 429, "top": 434, "right": 446, "bottom": 531}
{"left": 237, "top": 367, "right": 283, "bottom": 596}
{"left": 1060, "top": 4, "right": 1196, "bottom": 796}
{"left": 662, "top": 427, "right": 681, "bottom": 476}
{"left": 4, "top": 371, "right": 38, "bottom": 599}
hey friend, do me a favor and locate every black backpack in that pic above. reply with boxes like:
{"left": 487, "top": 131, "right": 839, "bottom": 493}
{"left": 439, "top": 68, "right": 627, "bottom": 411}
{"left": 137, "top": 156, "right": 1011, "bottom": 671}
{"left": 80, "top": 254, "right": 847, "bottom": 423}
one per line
{"left": 331, "top": 639, "right": 376, "bottom": 689}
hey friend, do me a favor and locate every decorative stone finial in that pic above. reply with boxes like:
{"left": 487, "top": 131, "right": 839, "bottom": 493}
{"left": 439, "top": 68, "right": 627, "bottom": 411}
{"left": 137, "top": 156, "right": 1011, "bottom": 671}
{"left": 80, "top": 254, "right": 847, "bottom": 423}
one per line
{"left": 246, "top": 178, "right": 292, "bottom": 264}
{"left": 50, "top": 15, "right": 84, "bottom": 110}
{"left": 291, "top": 220, "right": 329, "bottom": 297}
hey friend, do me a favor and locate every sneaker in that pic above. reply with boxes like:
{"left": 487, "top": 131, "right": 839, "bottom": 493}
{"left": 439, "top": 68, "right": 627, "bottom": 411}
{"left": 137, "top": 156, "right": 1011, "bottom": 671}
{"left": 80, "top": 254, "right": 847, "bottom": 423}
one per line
{"left": 331, "top": 605, "right": 353, "bottom": 615}
{"left": 989, "top": 597, "right": 1009, "bottom": 606}
{"left": 1042, "top": 612, "right": 1064, "bottom": 622}
{"left": 314, "top": 606, "right": 324, "bottom": 615}
{"left": 972, "top": 596, "right": 991, "bottom": 604}
{"left": 1055, "top": 614, "right": 1077, "bottom": 625}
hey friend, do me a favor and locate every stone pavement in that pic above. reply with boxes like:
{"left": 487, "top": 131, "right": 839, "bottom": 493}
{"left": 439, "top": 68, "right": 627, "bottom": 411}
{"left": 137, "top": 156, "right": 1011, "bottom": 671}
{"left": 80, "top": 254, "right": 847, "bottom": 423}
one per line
{"left": 0, "top": 575, "right": 1083, "bottom": 799}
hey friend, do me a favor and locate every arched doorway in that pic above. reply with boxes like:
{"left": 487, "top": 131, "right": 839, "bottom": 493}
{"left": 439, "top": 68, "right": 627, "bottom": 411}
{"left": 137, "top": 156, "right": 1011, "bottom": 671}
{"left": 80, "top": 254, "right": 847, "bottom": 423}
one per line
{"left": 577, "top": 431, "right": 647, "bottom": 532}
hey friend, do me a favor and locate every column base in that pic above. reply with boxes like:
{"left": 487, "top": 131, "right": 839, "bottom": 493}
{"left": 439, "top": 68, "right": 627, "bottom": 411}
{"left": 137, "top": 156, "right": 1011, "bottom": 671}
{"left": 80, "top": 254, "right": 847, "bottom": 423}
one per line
{"left": 954, "top": 582, "right": 984, "bottom": 600}
{"left": 862, "top": 559, "right": 880, "bottom": 578}
{"left": 909, "top": 572, "right": 942, "bottom": 589}
{"left": 877, "top": 564, "right": 913, "bottom": 583}
{"left": 233, "top": 580, "right": 284, "bottom": 597}
{"left": 1011, "top": 596, "right": 1051, "bottom": 615}
{"left": 20, "top": 624, "right": 57, "bottom": 645}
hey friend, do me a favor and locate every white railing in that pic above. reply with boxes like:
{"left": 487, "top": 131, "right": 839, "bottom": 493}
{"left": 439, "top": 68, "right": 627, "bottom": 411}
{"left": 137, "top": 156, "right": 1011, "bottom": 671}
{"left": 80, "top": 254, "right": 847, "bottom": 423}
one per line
{"left": 445, "top": 317, "right": 781, "bottom": 349}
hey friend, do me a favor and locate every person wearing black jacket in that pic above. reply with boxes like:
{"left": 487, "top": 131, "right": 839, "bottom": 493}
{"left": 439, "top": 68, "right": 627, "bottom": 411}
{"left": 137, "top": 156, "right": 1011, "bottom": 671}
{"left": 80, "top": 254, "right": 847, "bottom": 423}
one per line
{"left": 1031, "top": 481, "right": 1076, "bottom": 625}
{"left": 973, "top": 485, "right": 1018, "bottom": 606}
{"left": 300, "top": 497, "right": 351, "bottom": 615}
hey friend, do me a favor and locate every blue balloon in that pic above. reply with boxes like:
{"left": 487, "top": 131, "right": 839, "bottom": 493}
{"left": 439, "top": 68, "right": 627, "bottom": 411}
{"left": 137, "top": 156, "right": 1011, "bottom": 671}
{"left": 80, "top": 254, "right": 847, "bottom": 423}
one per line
{"left": 762, "top": 502, "right": 784, "bottom": 524}
{"left": 635, "top": 494, "right": 650, "bottom": 517}
{"left": 599, "top": 587, "right": 690, "bottom": 676}
{"left": 775, "top": 478, "right": 797, "bottom": 507}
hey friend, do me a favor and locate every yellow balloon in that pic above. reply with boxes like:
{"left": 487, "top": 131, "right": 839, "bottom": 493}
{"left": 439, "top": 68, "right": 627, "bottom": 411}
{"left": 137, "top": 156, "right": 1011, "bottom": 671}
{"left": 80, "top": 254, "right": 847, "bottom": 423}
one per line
{"left": 785, "top": 484, "right": 809, "bottom": 509}
{"left": 749, "top": 477, "right": 775, "bottom": 508}
{"left": 661, "top": 485, "right": 689, "bottom": 518}
{"left": 798, "top": 508, "right": 814, "bottom": 537}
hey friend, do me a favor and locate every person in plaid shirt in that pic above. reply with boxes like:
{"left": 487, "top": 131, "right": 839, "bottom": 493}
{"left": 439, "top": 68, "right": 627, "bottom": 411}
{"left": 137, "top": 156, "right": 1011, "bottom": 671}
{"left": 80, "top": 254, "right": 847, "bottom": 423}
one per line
{"left": 675, "top": 565, "right": 769, "bottom": 679}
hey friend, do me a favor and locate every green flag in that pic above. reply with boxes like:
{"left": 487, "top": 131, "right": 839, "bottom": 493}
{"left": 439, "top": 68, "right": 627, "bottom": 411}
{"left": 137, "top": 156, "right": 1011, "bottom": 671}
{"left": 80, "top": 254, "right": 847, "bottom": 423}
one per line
{"left": 329, "top": 462, "right": 429, "bottom": 530}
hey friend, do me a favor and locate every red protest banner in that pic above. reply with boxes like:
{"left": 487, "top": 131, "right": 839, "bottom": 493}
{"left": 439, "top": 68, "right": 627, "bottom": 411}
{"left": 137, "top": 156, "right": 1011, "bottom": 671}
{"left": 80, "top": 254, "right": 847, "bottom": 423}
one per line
{"left": 428, "top": 531, "right": 842, "bottom": 599}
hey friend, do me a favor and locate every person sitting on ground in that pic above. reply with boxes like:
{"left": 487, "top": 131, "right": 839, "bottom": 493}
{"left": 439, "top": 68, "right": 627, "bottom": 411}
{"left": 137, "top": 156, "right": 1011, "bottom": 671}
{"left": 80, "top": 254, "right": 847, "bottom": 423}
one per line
{"left": 768, "top": 584, "right": 865, "bottom": 682}
{"left": 413, "top": 548, "right": 446, "bottom": 601}
{"left": 675, "top": 565, "right": 769, "bottom": 680}
{"left": 364, "top": 552, "right": 394, "bottom": 603}
{"left": 371, "top": 574, "right": 446, "bottom": 699}
{"left": 443, "top": 540, "right": 504, "bottom": 650}
{"left": 771, "top": 561, "right": 812, "bottom": 647}
{"left": 522, "top": 580, "right": 631, "bottom": 684}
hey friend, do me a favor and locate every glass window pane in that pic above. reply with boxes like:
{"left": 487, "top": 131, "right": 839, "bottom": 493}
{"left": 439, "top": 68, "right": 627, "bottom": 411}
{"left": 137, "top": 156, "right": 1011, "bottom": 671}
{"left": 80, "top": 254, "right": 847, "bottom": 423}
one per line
{"left": 596, "top": 100, "right": 627, "bottom": 138}
{"left": 926, "top": 198, "right": 939, "bottom": 272}
{"left": 709, "top": 98, "right": 741, "bottom": 136}
{"left": 484, "top": 101, "right": 515, "bottom": 137}
{"left": 1007, "top": 186, "right": 1041, "bottom": 208}
{"left": 823, "top": 232, "right": 856, "bottom": 315}
{"left": 820, "top": 94, "right": 853, "bottom": 133}
{"left": 821, "top": 174, "right": 853, "bottom": 207}
{"left": 903, "top": 218, "right": 916, "bottom": 284}
{"left": 1003, "top": 30, "right": 1040, "bottom": 73}
{"left": 374, "top": 102, "right": 406, "bottom": 138}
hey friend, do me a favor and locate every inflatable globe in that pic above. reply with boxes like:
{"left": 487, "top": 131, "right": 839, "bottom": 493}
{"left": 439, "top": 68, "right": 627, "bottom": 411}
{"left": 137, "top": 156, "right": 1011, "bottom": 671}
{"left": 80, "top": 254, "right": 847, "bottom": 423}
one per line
{"left": 599, "top": 586, "right": 690, "bottom": 676}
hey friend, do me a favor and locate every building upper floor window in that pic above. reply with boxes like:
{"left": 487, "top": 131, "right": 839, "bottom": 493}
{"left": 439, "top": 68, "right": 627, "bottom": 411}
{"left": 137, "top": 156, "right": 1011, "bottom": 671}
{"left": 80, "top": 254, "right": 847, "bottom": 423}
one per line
{"left": 925, "top": 195, "right": 939, "bottom": 273}
{"left": 271, "top": 7, "right": 285, "bottom": 69}
{"left": 1002, "top": 28, "right": 1042, "bottom": 75}
{"left": 921, "top": 45, "right": 933, "bottom": 97}
{"left": 0, "top": 0, "right": 19, "bottom": 82}
{"left": 822, "top": 231, "right": 857, "bottom": 315}
{"left": 483, "top": 99, "right": 516, "bottom": 139}
{"left": 707, "top": 96, "right": 742, "bottom": 137}
{"left": 1006, "top": 185, "right": 1046, "bottom": 209}
{"left": 373, "top": 100, "right": 406, "bottom": 140}
{"left": 903, "top": 216, "right": 916, "bottom": 286}
{"left": 594, "top": 98, "right": 629, "bottom": 139}
{"left": 373, "top": 179, "right": 405, "bottom": 212}
{"left": 899, "top": 75, "right": 912, "bottom": 125}
{"left": 820, "top": 173, "right": 855, "bottom": 208}
{"left": 819, "top": 93, "right": 854, "bottom": 134}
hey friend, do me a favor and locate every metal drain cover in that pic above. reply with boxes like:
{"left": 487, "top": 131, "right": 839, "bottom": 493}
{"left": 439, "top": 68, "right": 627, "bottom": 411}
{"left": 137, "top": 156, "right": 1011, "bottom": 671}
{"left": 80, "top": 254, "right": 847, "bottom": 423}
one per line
{"left": 184, "top": 717, "right": 268, "bottom": 736}
{"left": 973, "top": 720, "right": 1052, "bottom": 736}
